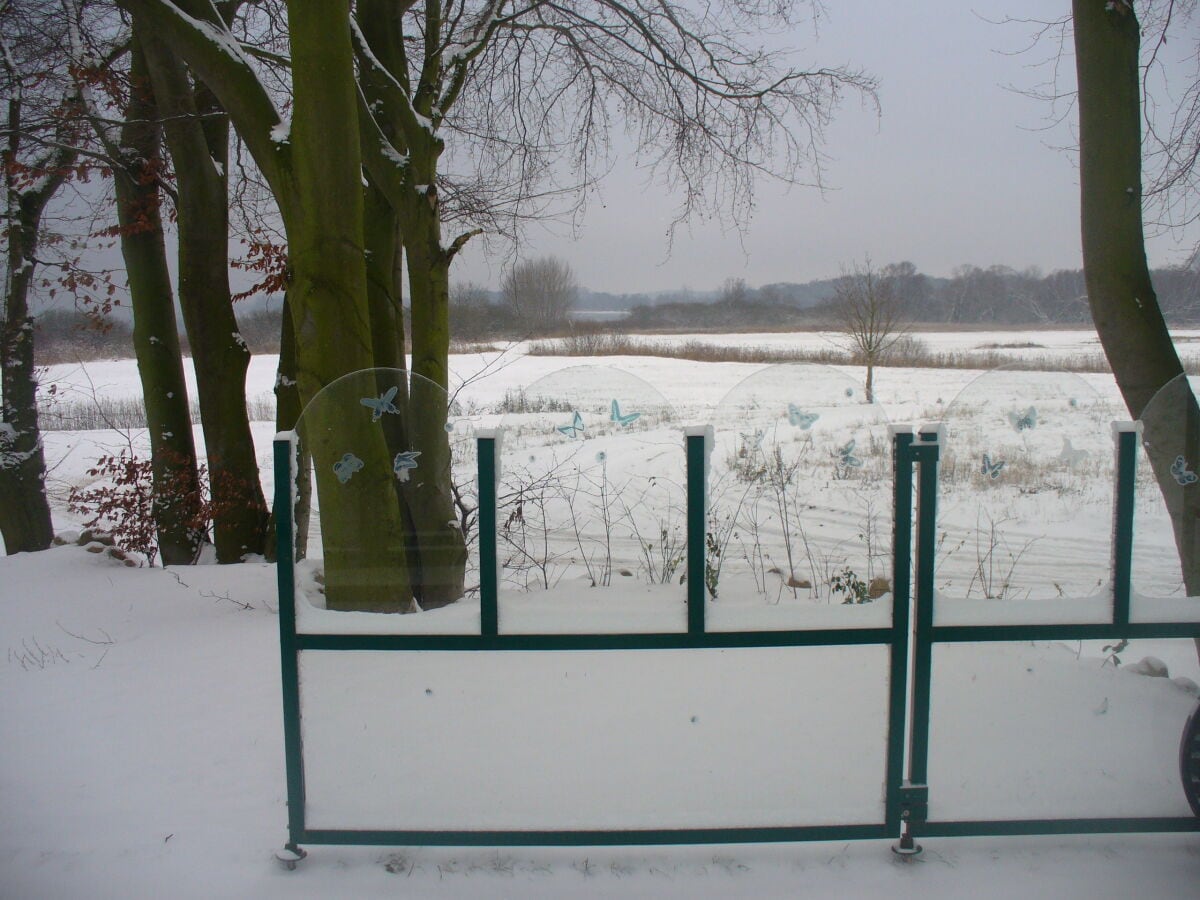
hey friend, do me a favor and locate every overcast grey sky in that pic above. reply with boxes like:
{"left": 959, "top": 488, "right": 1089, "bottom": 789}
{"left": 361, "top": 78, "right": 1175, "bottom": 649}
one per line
{"left": 452, "top": 0, "right": 1199, "bottom": 295}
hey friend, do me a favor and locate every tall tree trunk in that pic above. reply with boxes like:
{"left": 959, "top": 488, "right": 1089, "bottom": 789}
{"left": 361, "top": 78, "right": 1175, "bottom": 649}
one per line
{"left": 0, "top": 35, "right": 73, "bottom": 555}
{"left": 364, "top": 184, "right": 406, "bottom": 371}
{"left": 286, "top": 0, "right": 414, "bottom": 611}
{"left": 122, "top": 0, "right": 449, "bottom": 609}
{"left": 115, "top": 34, "right": 203, "bottom": 565}
{"left": 1073, "top": 0, "right": 1200, "bottom": 657}
{"left": 401, "top": 177, "right": 467, "bottom": 608}
{"left": 354, "top": 0, "right": 467, "bottom": 608}
{"left": 140, "top": 29, "right": 268, "bottom": 562}
{"left": 363, "top": 183, "right": 426, "bottom": 589}
{"left": 0, "top": 182, "right": 60, "bottom": 554}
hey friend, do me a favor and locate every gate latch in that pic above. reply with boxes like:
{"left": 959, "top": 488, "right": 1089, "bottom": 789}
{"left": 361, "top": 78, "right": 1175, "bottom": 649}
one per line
{"left": 898, "top": 783, "right": 928, "bottom": 824}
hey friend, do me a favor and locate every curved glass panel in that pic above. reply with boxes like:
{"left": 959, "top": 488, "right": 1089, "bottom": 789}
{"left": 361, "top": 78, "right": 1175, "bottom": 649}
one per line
{"left": 1132, "top": 373, "right": 1200, "bottom": 620}
{"left": 291, "top": 368, "right": 478, "bottom": 631}
{"left": 495, "top": 365, "right": 684, "bottom": 633}
{"left": 706, "top": 363, "right": 893, "bottom": 630}
{"left": 934, "top": 369, "right": 1120, "bottom": 624}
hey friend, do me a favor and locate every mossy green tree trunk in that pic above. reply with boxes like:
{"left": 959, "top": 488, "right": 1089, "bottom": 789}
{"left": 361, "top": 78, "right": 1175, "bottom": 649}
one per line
{"left": 284, "top": 1, "right": 414, "bottom": 609}
{"left": 354, "top": 0, "right": 468, "bottom": 607}
{"left": 398, "top": 181, "right": 467, "bottom": 608}
{"left": 124, "top": 0, "right": 416, "bottom": 608}
{"left": 112, "top": 35, "right": 203, "bottom": 565}
{"left": 1073, "top": 0, "right": 1200, "bottom": 658}
{"left": 140, "top": 30, "right": 268, "bottom": 562}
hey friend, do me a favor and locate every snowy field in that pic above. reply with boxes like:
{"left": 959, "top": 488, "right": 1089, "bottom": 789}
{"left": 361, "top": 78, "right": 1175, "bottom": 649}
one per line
{"left": 541, "top": 327, "right": 1200, "bottom": 368}
{"left": 3, "top": 328, "right": 1199, "bottom": 896}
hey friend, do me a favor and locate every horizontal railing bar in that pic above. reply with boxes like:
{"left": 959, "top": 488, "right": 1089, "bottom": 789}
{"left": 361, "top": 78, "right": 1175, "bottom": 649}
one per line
{"left": 931, "top": 622, "right": 1200, "bottom": 643}
{"left": 299, "top": 823, "right": 892, "bottom": 847}
{"left": 293, "top": 628, "right": 897, "bottom": 652}
{"left": 922, "top": 817, "right": 1200, "bottom": 837}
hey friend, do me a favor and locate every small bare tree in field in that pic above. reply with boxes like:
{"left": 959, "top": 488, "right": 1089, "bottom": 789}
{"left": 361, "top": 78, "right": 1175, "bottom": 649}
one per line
{"left": 502, "top": 257, "right": 579, "bottom": 332}
{"left": 833, "top": 260, "right": 909, "bottom": 402}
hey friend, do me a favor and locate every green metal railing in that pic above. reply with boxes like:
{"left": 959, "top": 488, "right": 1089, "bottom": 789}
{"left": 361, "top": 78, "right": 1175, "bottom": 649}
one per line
{"left": 902, "top": 422, "right": 1200, "bottom": 843}
{"left": 273, "top": 420, "right": 1200, "bottom": 858}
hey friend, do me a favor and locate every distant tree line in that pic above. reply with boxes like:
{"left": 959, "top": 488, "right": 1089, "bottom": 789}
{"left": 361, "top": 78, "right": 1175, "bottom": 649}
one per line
{"left": 625, "top": 262, "right": 1200, "bottom": 329}
{"left": 35, "top": 257, "right": 1200, "bottom": 365}
{"left": 33, "top": 308, "right": 286, "bottom": 366}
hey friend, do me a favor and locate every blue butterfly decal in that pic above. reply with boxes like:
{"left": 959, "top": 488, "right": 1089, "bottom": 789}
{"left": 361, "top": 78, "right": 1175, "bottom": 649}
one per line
{"left": 835, "top": 439, "right": 862, "bottom": 469}
{"left": 392, "top": 450, "right": 421, "bottom": 483}
{"left": 360, "top": 385, "right": 400, "bottom": 422}
{"left": 981, "top": 453, "right": 1005, "bottom": 480}
{"left": 1008, "top": 406, "right": 1037, "bottom": 432}
{"left": 787, "top": 404, "right": 819, "bottom": 429}
{"left": 333, "top": 452, "right": 364, "bottom": 484}
{"left": 556, "top": 410, "right": 585, "bottom": 439}
{"left": 1058, "top": 437, "right": 1089, "bottom": 468}
{"left": 611, "top": 399, "right": 640, "bottom": 427}
{"left": 739, "top": 429, "right": 765, "bottom": 453}
{"left": 1171, "top": 455, "right": 1199, "bottom": 486}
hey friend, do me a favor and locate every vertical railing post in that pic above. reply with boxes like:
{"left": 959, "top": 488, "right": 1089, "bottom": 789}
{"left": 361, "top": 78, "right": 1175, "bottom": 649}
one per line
{"left": 909, "top": 425, "right": 942, "bottom": 791}
{"left": 685, "top": 427, "right": 711, "bottom": 638}
{"left": 1112, "top": 422, "right": 1140, "bottom": 627}
{"left": 477, "top": 431, "right": 500, "bottom": 637}
{"left": 891, "top": 423, "right": 942, "bottom": 855}
{"left": 274, "top": 434, "right": 307, "bottom": 851}
{"left": 886, "top": 426, "right": 915, "bottom": 834}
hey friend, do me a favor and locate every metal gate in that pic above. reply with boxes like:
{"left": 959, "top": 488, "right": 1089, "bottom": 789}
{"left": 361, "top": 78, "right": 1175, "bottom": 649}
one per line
{"left": 273, "top": 391, "right": 1200, "bottom": 860}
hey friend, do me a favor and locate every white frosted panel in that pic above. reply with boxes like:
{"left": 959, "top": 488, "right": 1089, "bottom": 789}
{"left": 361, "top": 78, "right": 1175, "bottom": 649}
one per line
{"left": 300, "top": 646, "right": 890, "bottom": 831}
{"left": 927, "top": 643, "right": 1195, "bottom": 821}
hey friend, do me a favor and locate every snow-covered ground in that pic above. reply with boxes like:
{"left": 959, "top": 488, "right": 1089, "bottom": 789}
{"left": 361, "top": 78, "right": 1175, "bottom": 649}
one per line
{"left": 2, "top": 545, "right": 1198, "bottom": 897}
{"left": 3, "top": 330, "right": 1199, "bottom": 896}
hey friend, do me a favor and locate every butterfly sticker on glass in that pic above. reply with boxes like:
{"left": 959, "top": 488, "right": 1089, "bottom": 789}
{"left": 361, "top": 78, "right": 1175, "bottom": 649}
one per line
{"left": 739, "top": 429, "right": 765, "bottom": 454}
{"left": 980, "top": 452, "right": 1005, "bottom": 480}
{"left": 360, "top": 385, "right": 400, "bottom": 422}
{"left": 393, "top": 450, "right": 421, "bottom": 483}
{"left": 1058, "top": 437, "right": 1089, "bottom": 468}
{"left": 1171, "top": 455, "right": 1199, "bottom": 486}
{"left": 610, "top": 399, "right": 640, "bottom": 427}
{"left": 834, "top": 439, "right": 862, "bottom": 470}
{"left": 787, "top": 404, "right": 818, "bottom": 429}
{"left": 556, "top": 410, "right": 585, "bottom": 439}
{"left": 1008, "top": 406, "right": 1037, "bottom": 432}
{"left": 333, "top": 452, "right": 364, "bottom": 484}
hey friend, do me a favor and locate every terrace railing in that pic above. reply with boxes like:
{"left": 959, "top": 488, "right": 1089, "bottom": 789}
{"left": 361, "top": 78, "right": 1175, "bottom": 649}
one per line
{"left": 272, "top": 366, "right": 1200, "bottom": 866}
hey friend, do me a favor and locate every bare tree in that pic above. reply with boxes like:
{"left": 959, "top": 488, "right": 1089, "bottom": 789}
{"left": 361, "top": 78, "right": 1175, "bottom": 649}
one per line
{"left": 452, "top": 281, "right": 492, "bottom": 311}
{"left": 832, "top": 258, "right": 908, "bottom": 402}
{"left": 450, "top": 279, "right": 505, "bottom": 339}
{"left": 0, "top": 0, "right": 78, "bottom": 553}
{"left": 122, "top": 0, "right": 875, "bottom": 611}
{"left": 718, "top": 277, "right": 750, "bottom": 305}
{"left": 1073, "top": 0, "right": 1200, "bottom": 662}
{"left": 502, "top": 256, "right": 578, "bottom": 332}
